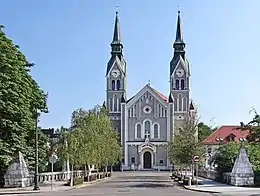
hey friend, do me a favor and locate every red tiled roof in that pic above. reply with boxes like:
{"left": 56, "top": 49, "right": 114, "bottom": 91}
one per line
{"left": 202, "top": 125, "right": 250, "bottom": 145}
{"left": 127, "top": 85, "right": 168, "bottom": 103}
{"left": 151, "top": 87, "right": 168, "bottom": 103}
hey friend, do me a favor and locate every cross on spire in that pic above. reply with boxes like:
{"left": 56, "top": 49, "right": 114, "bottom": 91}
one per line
{"left": 116, "top": 4, "right": 119, "bottom": 13}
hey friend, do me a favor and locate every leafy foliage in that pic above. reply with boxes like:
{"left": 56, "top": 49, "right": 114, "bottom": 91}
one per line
{"left": 212, "top": 142, "right": 260, "bottom": 172}
{"left": 238, "top": 108, "right": 260, "bottom": 142}
{"left": 0, "top": 25, "right": 48, "bottom": 176}
{"left": 60, "top": 105, "right": 121, "bottom": 169}
{"left": 198, "top": 122, "right": 214, "bottom": 142}
{"left": 168, "top": 116, "right": 203, "bottom": 168}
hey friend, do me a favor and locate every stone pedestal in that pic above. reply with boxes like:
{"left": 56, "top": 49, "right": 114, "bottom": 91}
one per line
{"left": 4, "top": 152, "right": 30, "bottom": 188}
{"left": 230, "top": 146, "right": 254, "bottom": 186}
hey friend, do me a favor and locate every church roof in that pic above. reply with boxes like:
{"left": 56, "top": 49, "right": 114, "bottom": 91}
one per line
{"left": 126, "top": 85, "right": 168, "bottom": 103}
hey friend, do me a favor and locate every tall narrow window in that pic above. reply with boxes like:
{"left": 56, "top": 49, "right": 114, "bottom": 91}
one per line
{"left": 114, "top": 95, "right": 118, "bottom": 111}
{"left": 116, "top": 80, "right": 120, "bottom": 90}
{"left": 182, "top": 97, "right": 187, "bottom": 111}
{"left": 176, "top": 80, "right": 179, "bottom": 90}
{"left": 144, "top": 121, "right": 151, "bottom": 138}
{"left": 181, "top": 79, "right": 185, "bottom": 90}
{"left": 109, "top": 98, "right": 113, "bottom": 111}
{"left": 112, "top": 80, "right": 115, "bottom": 90}
{"left": 178, "top": 94, "right": 182, "bottom": 111}
{"left": 174, "top": 97, "right": 177, "bottom": 111}
{"left": 154, "top": 124, "right": 159, "bottom": 138}
{"left": 118, "top": 97, "right": 121, "bottom": 111}
{"left": 136, "top": 124, "right": 141, "bottom": 138}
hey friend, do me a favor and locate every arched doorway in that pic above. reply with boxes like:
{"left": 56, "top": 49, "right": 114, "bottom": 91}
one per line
{"left": 143, "top": 151, "right": 152, "bottom": 169}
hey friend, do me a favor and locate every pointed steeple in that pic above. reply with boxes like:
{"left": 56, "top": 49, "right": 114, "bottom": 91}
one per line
{"left": 175, "top": 11, "right": 183, "bottom": 43}
{"left": 111, "top": 11, "right": 123, "bottom": 56}
{"left": 168, "top": 93, "right": 173, "bottom": 103}
{"left": 173, "top": 10, "right": 185, "bottom": 57}
{"left": 189, "top": 101, "right": 195, "bottom": 110}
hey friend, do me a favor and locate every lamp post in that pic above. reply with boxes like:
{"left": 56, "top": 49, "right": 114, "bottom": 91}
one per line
{"left": 33, "top": 108, "right": 40, "bottom": 191}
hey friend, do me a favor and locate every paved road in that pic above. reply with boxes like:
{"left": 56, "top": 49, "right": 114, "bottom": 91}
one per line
{"left": 14, "top": 171, "right": 212, "bottom": 196}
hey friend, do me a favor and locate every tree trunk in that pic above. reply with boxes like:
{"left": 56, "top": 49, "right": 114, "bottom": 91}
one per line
{"left": 84, "top": 165, "right": 87, "bottom": 177}
{"left": 70, "top": 165, "right": 74, "bottom": 187}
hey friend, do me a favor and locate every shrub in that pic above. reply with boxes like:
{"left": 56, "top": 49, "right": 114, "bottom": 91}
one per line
{"left": 73, "top": 176, "right": 84, "bottom": 186}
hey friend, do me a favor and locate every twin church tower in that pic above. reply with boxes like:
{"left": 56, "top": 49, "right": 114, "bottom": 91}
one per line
{"left": 104, "top": 10, "right": 194, "bottom": 170}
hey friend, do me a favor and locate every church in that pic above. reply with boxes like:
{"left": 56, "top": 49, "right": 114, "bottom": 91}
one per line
{"left": 105, "top": 10, "right": 195, "bottom": 170}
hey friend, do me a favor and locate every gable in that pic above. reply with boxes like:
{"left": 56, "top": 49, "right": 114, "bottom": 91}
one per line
{"left": 170, "top": 55, "right": 190, "bottom": 76}
{"left": 126, "top": 84, "right": 168, "bottom": 108}
{"left": 106, "top": 55, "right": 125, "bottom": 76}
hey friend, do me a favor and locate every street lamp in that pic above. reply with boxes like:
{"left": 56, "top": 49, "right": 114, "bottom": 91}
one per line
{"left": 33, "top": 108, "right": 40, "bottom": 191}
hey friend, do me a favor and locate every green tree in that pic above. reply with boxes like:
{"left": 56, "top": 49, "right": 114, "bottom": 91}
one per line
{"left": 0, "top": 25, "right": 48, "bottom": 176}
{"left": 239, "top": 108, "right": 260, "bottom": 142}
{"left": 212, "top": 142, "right": 260, "bottom": 172}
{"left": 168, "top": 116, "right": 203, "bottom": 174}
{"left": 60, "top": 105, "right": 121, "bottom": 175}
{"left": 198, "top": 122, "right": 213, "bottom": 142}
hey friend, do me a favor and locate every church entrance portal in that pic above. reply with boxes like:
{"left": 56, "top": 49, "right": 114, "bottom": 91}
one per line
{"left": 143, "top": 151, "right": 152, "bottom": 169}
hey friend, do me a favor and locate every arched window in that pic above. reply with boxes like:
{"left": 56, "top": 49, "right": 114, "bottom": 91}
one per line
{"left": 174, "top": 97, "right": 177, "bottom": 111}
{"left": 182, "top": 97, "right": 187, "bottom": 111}
{"left": 153, "top": 124, "right": 160, "bottom": 139}
{"left": 114, "top": 95, "right": 117, "bottom": 111}
{"left": 144, "top": 121, "right": 151, "bottom": 138}
{"left": 116, "top": 80, "right": 120, "bottom": 90}
{"left": 111, "top": 80, "right": 115, "bottom": 90}
{"left": 175, "top": 80, "right": 179, "bottom": 90}
{"left": 109, "top": 98, "right": 113, "bottom": 111}
{"left": 181, "top": 79, "right": 185, "bottom": 90}
{"left": 136, "top": 124, "right": 142, "bottom": 138}
{"left": 178, "top": 94, "right": 182, "bottom": 111}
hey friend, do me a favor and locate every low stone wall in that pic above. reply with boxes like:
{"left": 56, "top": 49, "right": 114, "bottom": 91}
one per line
{"left": 198, "top": 170, "right": 255, "bottom": 187}
{"left": 198, "top": 170, "right": 221, "bottom": 181}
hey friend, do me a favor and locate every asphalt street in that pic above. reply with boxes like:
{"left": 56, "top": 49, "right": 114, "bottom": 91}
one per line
{"left": 11, "top": 171, "right": 256, "bottom": 196}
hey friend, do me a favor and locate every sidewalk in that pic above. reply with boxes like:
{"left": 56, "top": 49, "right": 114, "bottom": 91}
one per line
{"left": 0, "top": 177, "right": 111, "bottom": 195}
{"left": 0, "top": 181, "right": 69, "bottom": 195}
{"left": 182, "top": 176, "right": 260, "bottom": 194}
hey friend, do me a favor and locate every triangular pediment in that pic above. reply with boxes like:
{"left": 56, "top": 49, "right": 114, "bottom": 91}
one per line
{"left": 126, "top": 84, "right": 168, "bottom": 108}
{"left": 106, "top": 55, "right": 125, "bottom": 76}
{"left": 173, "top": 55, "right": 189, "bottom": 75}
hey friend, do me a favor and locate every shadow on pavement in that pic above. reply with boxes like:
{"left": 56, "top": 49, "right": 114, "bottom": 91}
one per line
{"left": 126, "top": 183, "right": 174, "bottom": 188}
{"left": 106, "top": 180, "right": 171, "bottom": 183}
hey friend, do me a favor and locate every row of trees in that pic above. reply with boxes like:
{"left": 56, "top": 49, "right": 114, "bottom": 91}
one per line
{"left": 0, "top": 25, "right": 48, "bottom": 177}
{"left": 57, "top": 106, "right": 121, "bottom": 173}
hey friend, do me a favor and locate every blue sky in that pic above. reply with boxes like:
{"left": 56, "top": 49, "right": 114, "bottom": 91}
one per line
{"left": 1, "top": 0, "right": 260, "bottom": 128}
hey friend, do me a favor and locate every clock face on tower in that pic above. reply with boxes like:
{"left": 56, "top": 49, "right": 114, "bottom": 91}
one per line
{"left": 176, "top": 68, "right": 184, "bottom": 77}
{"left": 112, "top": 69, "right": 120, "bottom": 78}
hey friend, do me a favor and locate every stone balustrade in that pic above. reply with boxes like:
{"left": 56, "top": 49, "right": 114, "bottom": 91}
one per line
{"left": 28, "top": 170, "right": 98, "bottom": 185}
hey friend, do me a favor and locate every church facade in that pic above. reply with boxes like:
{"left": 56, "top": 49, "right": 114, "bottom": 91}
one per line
{"left": 105, "top": 10, "right": 195, "bottom": 170}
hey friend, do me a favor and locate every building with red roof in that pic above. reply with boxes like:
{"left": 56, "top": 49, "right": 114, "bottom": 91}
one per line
{"left": 202, "top": 125, "right": 250, "bottom": 169}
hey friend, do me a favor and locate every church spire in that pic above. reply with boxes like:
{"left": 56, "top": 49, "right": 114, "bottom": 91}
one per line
{"left": 175, "top": 10, "right": 183, "bottom": 43}
{"left": 111, "top": 10, "right": 123, "bottom": 56}
{"left": 173, "top": 10, "right": 185, "bottom": 57}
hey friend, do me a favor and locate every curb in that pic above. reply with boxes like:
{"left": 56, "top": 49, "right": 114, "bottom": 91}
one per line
{"left": 178, "top": 181, "right": 221, "bottom": 194}
{"left": 66, "top": 176, "right": 112, "bottom": 190}
{"left": 0, "top": 191, "right": 40, "bottom": 195}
